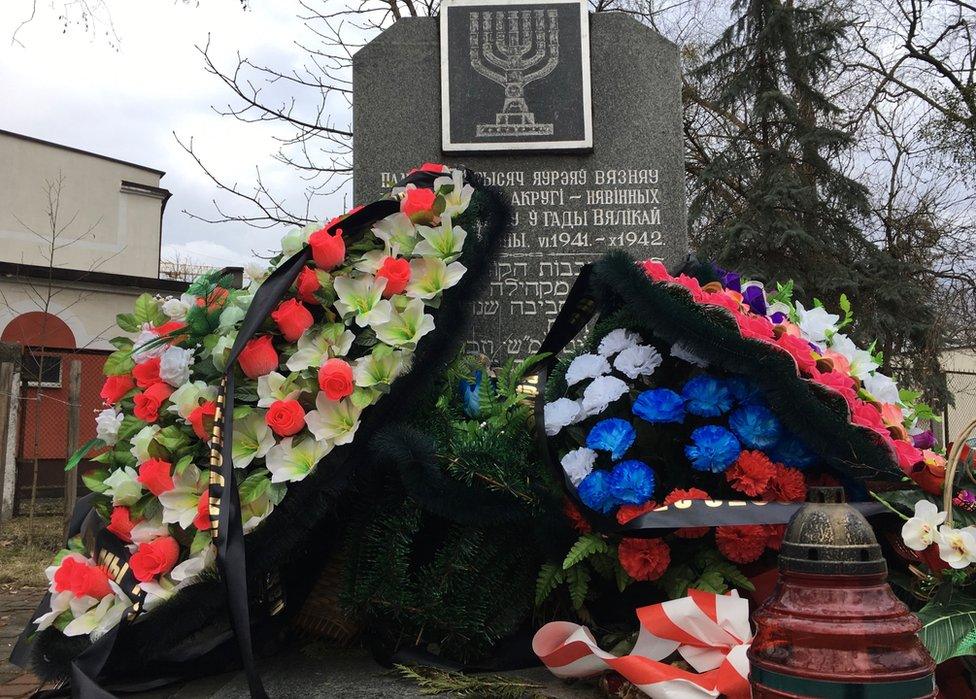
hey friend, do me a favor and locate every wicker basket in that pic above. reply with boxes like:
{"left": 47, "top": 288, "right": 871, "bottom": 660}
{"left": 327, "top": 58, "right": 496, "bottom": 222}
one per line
{"left": 290, "top": 551, "right": 359, "bottom": 645}
{"left": 943, "top": 417, "right": 976, "bottom": 527}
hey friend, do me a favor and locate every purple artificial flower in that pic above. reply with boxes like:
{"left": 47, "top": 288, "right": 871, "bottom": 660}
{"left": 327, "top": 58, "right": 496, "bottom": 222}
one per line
{"left": 721, "top": 272, "right": 741, "bottom": 293}
{"left": 953, "top": 489, "right": 976, "bottom": 512}
{"left": 741, "top": 283, "right": 767, "bottom": 316}
{"left": 912, "top": 430, "right": 935, "bottom": 450}
{"left": 769, "top": 311, "right": 788, "bottom": 324}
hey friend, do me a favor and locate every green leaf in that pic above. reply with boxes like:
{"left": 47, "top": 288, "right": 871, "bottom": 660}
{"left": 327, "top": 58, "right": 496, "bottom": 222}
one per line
{"left": 535, "top": 563, "right": 565, "bottom": 606}
{"left": 268, "top": 482, "right": 287, "bottom": 506}
{"left": 562, "top": 533, "right": 609, "bottom": 569}
{"left": 691, "top": 570, "right": 727, "bottom": 594}
{"left": 239, "top": 469, "right": 271, "bottom": 504}
{"left": 66, "top": 437, "right": 105, "bottom": 471}
{"left": 103, "top": 349, "right": 134, "bottom": 376}
{"left": 916, "top": 591, "right": 976, "bottom": 663}
{"left": 155, "top": 426, "right": 189, "bottom": 452}
{"left": 109, "top": 336, "right": 134, "bottom": 351}
{"left": 115, "top": 313, "right": 140, "bottom": 333}
{"left": 659, "top": 563, "right": 696, "bottom": 599}
{"left": 190, "top": 529, "right": 212, "bottom": 556}
{"left": 81, "top": 468, "right": 110, "bottom": 493}
{"left": 566, "top": 565, "right": 590, "bottom": 610}
{"left": 133, "top": 293, "right": 166, "bottom": 325}
{"left": 174, "top": 454, "right": 194, "bottom": 477}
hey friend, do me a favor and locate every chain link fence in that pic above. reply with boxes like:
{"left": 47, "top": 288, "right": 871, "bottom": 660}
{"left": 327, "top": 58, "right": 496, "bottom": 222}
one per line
{"left": 944, "top": 370, "right": 976, "bottom": 445}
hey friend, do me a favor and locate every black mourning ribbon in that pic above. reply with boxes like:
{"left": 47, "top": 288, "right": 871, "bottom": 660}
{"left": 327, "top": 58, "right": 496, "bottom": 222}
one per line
{"left": 532, "top": 264, "right": 886, "bottom": 533}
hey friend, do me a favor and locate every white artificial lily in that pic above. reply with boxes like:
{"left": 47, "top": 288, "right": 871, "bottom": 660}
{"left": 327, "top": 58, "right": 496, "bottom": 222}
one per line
{"left": 902, "top": 500, "right": 947, "bottom": 550}
{"left": 795, "top": 302, "right": 840, "bottom": 343}
{"left": 405, "top": 258, "right": 466, "bottom": 302}
{"left": 232, "top": 412, "right": 276, "bottom": 469}
{"left": 242, "top": 492, "right": 275, "bottom": 533}
{"left": 434, "top": 170, "right": 474, "bottom": 218}
{"left": 938, "top": 525, "right": 976, "bottom": 569}
{"left": 285, "top": 325, "right": 355, "bottom": 372}
{"left": 129, "top": 424, "right": 160, "bottom": 462}
{"left": 168, "top": 381, "right": 218, "bottom": 420}
{"left": 829, "top": 334, "right": 879, "bottom": 378}
{"left": 561, "top": 447, "right": 597, "bottom": 487}
{"left": 353, "top": 249, "right": 387, "bottom": 275}
{"left": 413, "top": 217, "right": 467, "bottom": 261}
{"left": 130, "top": 517, "right": 170, "bottom": 544}
{"left": 171, "top": 543, "right": 216, "bottom": 584}
{"left": 334, "top": 275, "right": 393, "bottom": 328}
{"left": 95, "top": 408, "right": 123, "bottom": 446}
{"left": 103, "top": 467, "right": 143, "bottom": 506}
{"left": 565, "top": 353, "right": 611, "bottom": 387}
{"left": 304, "top": 394, "right": 362, "bottom": 446}
{"left": 256, "top": 371, "right": 301, "bottom": 407}
{"left": 372, "top": 212, "right": 418, "bottom": 256}
{"left": 281, "top": 222, "right": 318, "bottom": 258}
{"left": 63, "top": 594, "right": 128, "bottom": 639}
{"left": 265, "top": 436, "right": 332, "bottom": 484}
{"left": 210, "top": 333, "right": 236, "bottom": 372}
{"left": 139, "top": 578, "right": 176, "bottom": 613}
{"left": 544, "top": 398, "right": 582, "bottom": 437}
{"left": 159, "top": 345, "right": 194, "bottom": 387}
{"left": 35, "top": 591, "right": 73, "bottom": 631}
{"left": 353, "top": 346, "right": 406, "bottom": 388}
{"left": 373, "top": 297, "right": 435, "bottom": 349}
{"left": 158, "top": 465, "right": 204, "bottom": 529}
{"left": 245, "top": 261, "right": 270, "bottom": 287}
{"left": 597, "top": 329, "right": 640, "bottom": 358}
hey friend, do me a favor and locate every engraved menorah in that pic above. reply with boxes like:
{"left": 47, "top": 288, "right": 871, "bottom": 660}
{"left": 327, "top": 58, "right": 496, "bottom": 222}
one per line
{"left": 469, "top": 8, "right": 559, "bottom": 137}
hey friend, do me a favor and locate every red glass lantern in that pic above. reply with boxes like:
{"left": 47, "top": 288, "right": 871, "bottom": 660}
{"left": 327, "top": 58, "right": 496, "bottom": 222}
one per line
{"left": 749, "top": 487, "right": 937, "bottom": 698}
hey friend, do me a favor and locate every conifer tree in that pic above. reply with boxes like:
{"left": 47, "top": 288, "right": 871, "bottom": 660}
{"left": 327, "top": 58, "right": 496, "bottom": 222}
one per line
{"left": 691, "top": 0, "right": 945, "bottom": 401}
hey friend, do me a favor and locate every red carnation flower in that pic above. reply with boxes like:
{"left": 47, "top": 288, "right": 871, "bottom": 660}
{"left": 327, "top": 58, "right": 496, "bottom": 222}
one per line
{"left": 726, "top": 451, "right": 776, "bottom": 497}
{"left": 100, "top": 374, "right": 135, "bottom": 405}
{"left": 377, "top": 256, "right": 411, "bottom": 297}
{"left": 765, "top": 524, "right": 787, "bottom": 551}
{"left": 265, "top": 399, "right": 306, "bottom": 437}
{"left": 132, "top": 357, "right": 162, "bottom": 389}
{"left": 133, "top": 382, "right": 173, "bottom": 423}
{"left": 716, "top": 525, "right": 768, "bottom": 563}
{"left": 563, "top": 499, "right": 591, "bottom": 534}
{"left": 188, "top": 401, "right": 217, "bottom": 441}
{"left": 138, "top": 458, "right": 174, "bottom": 496}
{"left": 295, "top": 266, "right": 321, "bottom": 304}
{"left": 762, "top": 464, "right": 807, "bottom": 502}
{"left": 616, "top": 500, "right": 657, "bottom": 525}
{"left": 238, "top": 336, "right": 279, "bottom": 379}
{"left": 107, "top": 506, "right": 136, "bottom": 543}
{"left": 271, "top": 298, "right": 314, "bottom": 342}
{"left": 663, "top": 487, "right": 711, "bottom": 538}
{"left": 618, "top": 538, "right": 670, "bottom": 581}
{"left": 130, "top": 536, "right": 180, "bottom": 583}
{"left": 641, "top": 260, "right": 669, "bottom": 281}
{"left": 308, "top": 226, "right": 346, "bottom": 270}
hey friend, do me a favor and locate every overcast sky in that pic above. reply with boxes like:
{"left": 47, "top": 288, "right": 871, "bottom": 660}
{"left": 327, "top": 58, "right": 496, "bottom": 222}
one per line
{"left": 0, "top": 0, "right": 346, "bottom": 269}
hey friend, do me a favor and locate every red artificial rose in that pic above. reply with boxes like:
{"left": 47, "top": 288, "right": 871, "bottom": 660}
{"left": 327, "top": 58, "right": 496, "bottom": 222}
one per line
{"left": 400, "top": 186, "right": 437, "bottom": 222}
{"left": 238, "top": 336, "right": 279, "bottom": 379}
{"left": 761, "top": 464, "right": 807, "bottom": 502}
{"left": 188, "top": 401, "right": 217, "bottom": 441}
{"left": 133, "top": 382, "right": 173, "bottom": 423}
{"left": 726, "top": 451, "right": 776, "bottom": 497}
{"left": 308, "top": 226, "right": 346, "bottom": 270}
{"left": 107, "top": 506, "right": 136, "bottom": 543}
{"left": 617, "top": 538, "right": 670, "bottom": 581}
{"left": 295, "top": 266, "right": 321, "bottom": 304}
{"left": 194, "top": 490, "right": 211, "bottom": 532}
{"left": 130, "top": 536, "right": 180, "bottom": 583}
{"left": 663, "top": 487, "right": 711, "bottom": 538}
{"left": 641, "top": 260, "right": 670, "bottom": 282}
{"left": 563, "top": 499, "right": 591, "bottom": 534}
{"left": 154, "top": 321, "right": 188, "bottom": 341}
{"left": 138, "top": 458, "right": 174, "bottom": 496}
{"left": 53, "top": 557, "right": 112, "bottom": 599}
{"left": 196, "top": 287, "right": 229, "bottom": 311}
{"left": 271, "top": 298, "right": 314, "bottom": 342}
{"left": 132, "top": 357, "right": 162, "bottom": 389}
{"left": 100, "top": 374, "right": 135, "bottom": 404}
{"left": 376, "top": 256, "right": 411, "bottom": 298}
{"left": 716, "top": 525, "right": 768, "bottom": 564}
{"left": 318, "top": 358, "right": 354, "bottom": 401}
{"left": 265, "top": 399, "right": 306, "bottom": 437}
{"left": 616, "top": 500, "right": 657, "bottom": 525}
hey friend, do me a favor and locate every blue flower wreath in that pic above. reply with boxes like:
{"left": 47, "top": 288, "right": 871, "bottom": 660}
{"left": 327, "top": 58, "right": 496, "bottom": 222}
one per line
{"left": 685, "top": 425, "right": 741, "bottom": 473}
{"left": 682, "top": 374, "right": 734, "bottom": 417}
{"left": 608, "top": 460, "right": 656, "bottom": 505}
{"left": 729, "top": 404, "right": 782, "bottom": 450}
{"left": 578, "top": 469, "right": 615, "bottom": 513}
{"left": 633, "top": 388, "right": 686, "bottom": 424}
{"left": 586, "top": 418, "right": 636, "bottom": 461}
{"left": 769, "top": 432, "right": 818, "bottom": 470}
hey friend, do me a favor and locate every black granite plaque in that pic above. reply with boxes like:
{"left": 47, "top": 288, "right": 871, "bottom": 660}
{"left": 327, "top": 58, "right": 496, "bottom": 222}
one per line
{"left": 354, "top": 13, "right": 687, "bottom": 361}
{"left": 440, "top": 0, "right": 592, "bottom": 151}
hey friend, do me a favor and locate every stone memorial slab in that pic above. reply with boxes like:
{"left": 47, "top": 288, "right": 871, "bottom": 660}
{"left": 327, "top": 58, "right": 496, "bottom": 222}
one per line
{"left": 353, "top": 11, "right": 686, "bottom": 360}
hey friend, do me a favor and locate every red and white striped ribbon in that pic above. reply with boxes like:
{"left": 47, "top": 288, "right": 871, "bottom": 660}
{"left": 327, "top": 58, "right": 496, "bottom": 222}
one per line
{"left": 532, "top": 589, "right": 752, "bottom": 699}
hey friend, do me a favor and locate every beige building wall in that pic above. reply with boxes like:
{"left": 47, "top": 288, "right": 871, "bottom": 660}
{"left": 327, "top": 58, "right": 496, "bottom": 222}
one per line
{"left": 943, "top": 348, "right": 976, "bottom": 444}
{"left": 0, "top": 130, "right": 168, "bottom": 278}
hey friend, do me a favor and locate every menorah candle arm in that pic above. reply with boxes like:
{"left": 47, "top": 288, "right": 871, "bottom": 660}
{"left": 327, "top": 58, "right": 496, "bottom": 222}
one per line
{"left": 469, "top": 12, "right": 509, "bottom": 84}
{"left": 522, "top": 46, "right": 559, "bottom": 84}
{"left": 522, "top": 10, "right": 559, "bottom": 83}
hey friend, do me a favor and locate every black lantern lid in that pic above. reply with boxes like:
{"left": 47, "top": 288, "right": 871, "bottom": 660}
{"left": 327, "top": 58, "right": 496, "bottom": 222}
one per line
{"left": 779, "top": 487, "right": 887, "bottom": 575}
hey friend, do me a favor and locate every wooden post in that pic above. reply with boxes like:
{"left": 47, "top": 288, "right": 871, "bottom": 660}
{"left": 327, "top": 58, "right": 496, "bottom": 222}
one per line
{"left": 64, "top": 360, "right": 82, "bottom": 535}
{"left": 0, "top": 362, "right": 14, "bottom": 528}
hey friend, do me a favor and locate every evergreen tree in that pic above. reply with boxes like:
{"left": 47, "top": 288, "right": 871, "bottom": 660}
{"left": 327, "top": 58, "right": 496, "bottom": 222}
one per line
{"left": 691, "top": 0, "right": 945, "bottom": 402}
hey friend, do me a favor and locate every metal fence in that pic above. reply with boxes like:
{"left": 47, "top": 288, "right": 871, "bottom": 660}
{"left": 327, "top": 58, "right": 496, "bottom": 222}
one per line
{"left": 944, "top": 370, "right": 976, "bottom": 445}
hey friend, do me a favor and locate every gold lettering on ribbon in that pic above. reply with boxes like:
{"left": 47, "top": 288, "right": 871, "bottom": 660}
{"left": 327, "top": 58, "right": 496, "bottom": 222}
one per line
{"left": 207, "top": 378, "right": 228, "bottom": 541}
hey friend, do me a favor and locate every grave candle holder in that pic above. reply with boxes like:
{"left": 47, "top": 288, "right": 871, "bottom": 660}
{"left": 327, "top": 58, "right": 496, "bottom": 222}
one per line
{"left": 748, "top": 487, "right": 937, "bottom": 698}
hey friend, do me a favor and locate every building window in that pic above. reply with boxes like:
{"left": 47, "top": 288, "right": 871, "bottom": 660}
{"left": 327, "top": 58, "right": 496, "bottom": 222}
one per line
{"left": 23, "top": 353, "right": 62, "bottom": 388}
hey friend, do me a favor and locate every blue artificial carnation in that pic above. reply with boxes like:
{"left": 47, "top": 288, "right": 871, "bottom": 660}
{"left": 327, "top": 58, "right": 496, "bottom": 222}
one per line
{"left": 729, "top": 404, "right": 782, "bottom": 450}
{"left": 633, "top": 388, "right": 685, "bottom": 424}
{"left": 608, "top": 460, "right": 656, "bottom": 505}
{"left": 682, "top": 374, "right": 734, "bottom": 417}
{"left": 577, "top": 470, "right": 615, "bottom": 513}
{"left": 769, "top": 433, "right": 818, "bottom": 470}
{"left": 685, "top": 425, "right": 741, "bottom": 473}
{"left": 586, "top": 418, "right": 636, "bottom": 460}
{"left": 459, "top": 370, "right": 483, "bottom": 418}
{"left": 726, "top": 375, "right": 763, "bottom": 406}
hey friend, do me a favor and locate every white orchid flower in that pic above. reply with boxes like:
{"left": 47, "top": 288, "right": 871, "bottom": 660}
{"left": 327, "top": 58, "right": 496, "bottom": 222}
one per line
{"left": 266, "top": 436, "right": 332, "bottom": 484}
{"left": 405, "top": 258, "right": 466, "bottom": 302}
{"left": 158, "top": 465, "right": 204, "bottom": 529}
{"left": 304, "top": 394, "right": 362, "bottom": 446}
{"left": 285, "top": 325, "right": 355, "bottom": 372}
{"left": 63, "top": 595, "right": 125, "bottom": 638}
{"left": 232, "top": 412, "right": 276, "bottom": 469}
{"left": 35, "top": 591, "right": 73, "bottom": 631}
{"left": 334, "top": 275, "right": 393, "bottom": 328}
{"left": 95, "top": 408, "right": 124, "bottom": 446}
{"left": 938, "top": 525, "right": 976, "bottom": 569}
{"left": 902, "top": 500, "right": 947, "bottom": 550}
{"left": 373, "top": 297, "right": 435, "bottom": 349}
{"left": 104, "top": 467, "right": 143, "bottom": 506}
{"left": 372, "top": 212, "right": 418, "bottom": 256}
{"left": 413, "top": 217, "right": 467, "bottom": 261}
{"left": 171, "top": 543, "right": 216, "bottom": 584}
